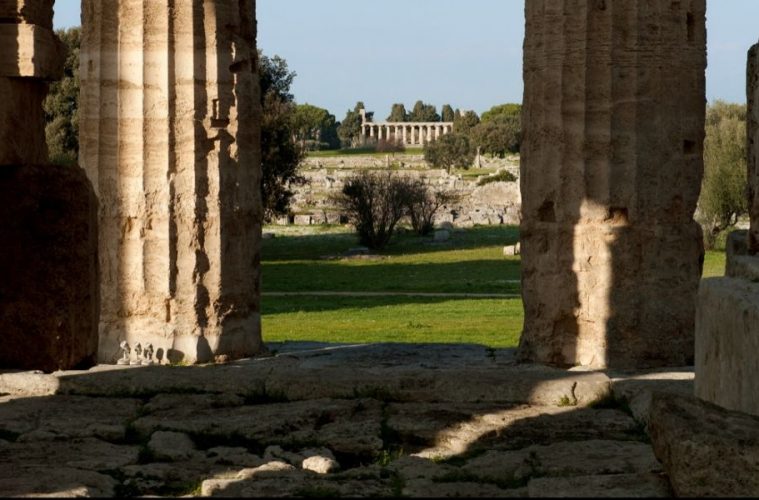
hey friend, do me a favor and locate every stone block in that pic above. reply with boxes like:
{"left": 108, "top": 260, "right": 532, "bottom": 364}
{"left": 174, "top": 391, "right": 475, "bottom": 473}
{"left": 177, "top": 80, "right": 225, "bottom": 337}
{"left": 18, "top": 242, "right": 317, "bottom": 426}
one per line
{"left": 0, "top": 0, "right": 54, "bottom": 29}
{"left": 0, "top": 164, "right": 99, "bottom": 372}
{"left": 0, "top": 77, "right": 48, "bottom": 165}
{"left": 0, "top": 23, "right": 64, "bottom": 79}
{"left": 695, "top": 277, "right": 759, "bottom": 416}
{"left": 726, "top": 230, "right": 759, "bottom": 281}
{"left": 649, "top": 392, "right": 759, "bottom": 497}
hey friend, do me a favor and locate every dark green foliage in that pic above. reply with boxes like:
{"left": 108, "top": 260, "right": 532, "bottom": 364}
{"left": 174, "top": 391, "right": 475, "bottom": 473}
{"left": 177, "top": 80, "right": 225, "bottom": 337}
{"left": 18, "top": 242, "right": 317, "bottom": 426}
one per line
{"left": 258, "top": 52, "right": 307, "bottom": 221}
{"left": 291, "top": 103, "right": 340, "bottom": 151}
{"left": 337, "top": 102, "right": 367, "bottom": 148}
{"left": 699, "top": 100, "right": 748, "bottom": 249}
{"left": 470, "top": 116, "right": 521, "bottom": 157}
{"left": 408, "top": 100, "right": 440, "bottom": 122}
{"left": 387, "top": 103, "right": 408, "bottom": 122}
{"left": 481, "top": 103, "right": 522, "bottom": 123}
{"left": 452, "top": 110, "right": 480, "bottom": 134}
{"left": 44, "top": 28, "right": 80, "bottom": 166}
{"left": 441, "top": 104, "right": 455, "bottom": 123}
{"left": 424, "top": 133, "right": 476, "bottom": 173}
{"left": 477, "top": 170, "right": 517, "bottom": 186}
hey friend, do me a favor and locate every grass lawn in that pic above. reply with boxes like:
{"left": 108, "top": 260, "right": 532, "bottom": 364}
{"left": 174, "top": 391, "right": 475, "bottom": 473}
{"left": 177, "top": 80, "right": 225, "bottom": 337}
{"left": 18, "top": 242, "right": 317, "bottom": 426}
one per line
{"left": 261, "top": 225, "right": 727, "bottom": 348}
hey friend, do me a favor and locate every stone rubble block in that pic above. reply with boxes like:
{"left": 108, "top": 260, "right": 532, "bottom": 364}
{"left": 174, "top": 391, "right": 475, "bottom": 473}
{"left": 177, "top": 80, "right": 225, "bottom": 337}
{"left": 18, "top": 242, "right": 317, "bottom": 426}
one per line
{"left": 462, "top": 440, "right": 661, "bottom": 484}
{"left": 0, "top": 395, "right": 142, "bottom": 442}
{"left": 147, "top": 431, "right": 198, "bottom": 462}
{"left": 609, "top": 369, "right": 694, "bottom": 426}
{"left": 0, "top": 0, "right": 55, "bottom": 28}
{"left": 387, "top": 402, "right": 640, "bottom": 458}
{"left": 527, "top": 473, "right": 671, "bottom": 498}
{"left": 696, "top": 277, "right": 759, "bottom": 416}
{"left": 649, "top": 392, "right": 759, "bottom": 497}
{"left": 132, "top": 398, "right": 384, "bottom": 458}
{"left": 402, "top": 479, "right": 527, "bottom": 498}
{"left": 206, "top": 447, "right": 265, "bottom": 468}
{"left": 0, "top": 23, "right": 64, "bottom": 79}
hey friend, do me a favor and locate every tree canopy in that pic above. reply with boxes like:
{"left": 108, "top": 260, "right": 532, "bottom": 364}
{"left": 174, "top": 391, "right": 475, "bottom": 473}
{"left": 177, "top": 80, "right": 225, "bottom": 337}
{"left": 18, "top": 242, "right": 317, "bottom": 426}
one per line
{"left": 44, "top": 27, "right": 80, "bottom": 166}
{"left": 387, "top": 103, "right": 408, "bottom": 122}
{"left": 291, "top": 104, "right": 340, "bottom": 151}
{"left": 408, "top": 100, "right": 440, "bottom": 122}
{"left": 453, "top": 110, "right": 480, "bottom": 134}
{"left": 424, "top": 133, "right": 475, "bottom": 173}
{"left": 258, "top": 52, "right": 306, "bottom": 220}
{"left": 481, "top": 103, "right": 522, "bottom": 123}
{"left": 337, "top": 102, "right": 366, "bottom": 148}
{"left": 441, "top": 104, "right": 455, "bottom": 123}
{"left": 699, "top": 100, "right": 748, "bottom": 247}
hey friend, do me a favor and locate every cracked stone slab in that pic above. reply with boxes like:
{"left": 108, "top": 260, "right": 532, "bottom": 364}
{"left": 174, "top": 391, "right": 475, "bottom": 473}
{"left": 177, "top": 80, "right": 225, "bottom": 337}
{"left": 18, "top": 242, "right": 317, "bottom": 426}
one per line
{"left": 609, "top": 369, "right": 694, "bottom": 426}
{"left": 387, "top": 403, "right": 641, "bottom": 458}
{"left": 132, "top": 398, "right": 384, "bottom": 458}
{"left": 0, "top": 438, "right": 139, "bottom": 472}
{"left": 1, "top": 344, "right": 611, "bottom": 407}
{"left": 527, "top": 473, "right": 671, "bottom": 497}
{"left": 402, "top": 479, "right": 527, "bottom": 498}
{"left": 648, "top": 392, "right": 759, "bottom": 497}
{"left": 462, "top": 440, "right": 661, "bottom": 483}
{"left": 0, "top": 467, "right": 116, "bottom": 497}
{"left": 0, "top": 395, "right": 142, "bottom": 442}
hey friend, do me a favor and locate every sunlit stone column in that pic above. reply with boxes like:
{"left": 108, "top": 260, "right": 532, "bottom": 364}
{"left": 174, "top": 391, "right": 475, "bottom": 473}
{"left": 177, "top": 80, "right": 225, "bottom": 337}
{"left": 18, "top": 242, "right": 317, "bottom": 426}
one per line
{"left": 402, "top": 126, "right": 408, "bottom": 144}
{"left": 81, "top": 0, "right": 263, "bottom": 364}
{"left": 420, "top": 126, "right": 426, "bottom": 146}
{"left": 519, "top": 0, "right": 706, "bottom": 368}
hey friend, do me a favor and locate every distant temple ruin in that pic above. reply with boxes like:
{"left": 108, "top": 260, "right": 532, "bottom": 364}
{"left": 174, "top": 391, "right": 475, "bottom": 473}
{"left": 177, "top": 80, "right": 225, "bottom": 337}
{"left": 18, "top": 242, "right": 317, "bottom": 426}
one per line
{"left": 359, "top": 108, "right": 453, "bottom": 146}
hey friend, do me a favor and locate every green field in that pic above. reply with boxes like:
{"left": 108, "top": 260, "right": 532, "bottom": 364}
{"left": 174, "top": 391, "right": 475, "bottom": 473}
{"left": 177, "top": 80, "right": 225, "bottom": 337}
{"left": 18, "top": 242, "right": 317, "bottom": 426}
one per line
{"left": 261, "top": 225, "right": 726, "bottom": 347}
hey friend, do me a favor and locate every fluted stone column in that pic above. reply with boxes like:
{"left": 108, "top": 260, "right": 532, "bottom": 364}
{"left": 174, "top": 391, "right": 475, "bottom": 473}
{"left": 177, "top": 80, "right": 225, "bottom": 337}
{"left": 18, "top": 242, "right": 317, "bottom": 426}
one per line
{"left": 519, "top": 0, "right": 706, "bottom": 369}
{"left": 402, "top": 126, "right": 408, "bottom": 144}
{"left": 81, "top": 0, "right": 263, "bottom": 364}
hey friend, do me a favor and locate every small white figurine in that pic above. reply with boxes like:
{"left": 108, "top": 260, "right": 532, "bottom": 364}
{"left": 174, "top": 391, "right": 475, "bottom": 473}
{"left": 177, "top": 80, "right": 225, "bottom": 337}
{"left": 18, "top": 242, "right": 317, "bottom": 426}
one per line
{"left": 131, "top": 343, "right": 143, "bottom": 365}
{"left": 117, "top": 341, "right": 131, "bottom": 365}
{"left": 142, "top": 344, "right": 155, "bottom": 365}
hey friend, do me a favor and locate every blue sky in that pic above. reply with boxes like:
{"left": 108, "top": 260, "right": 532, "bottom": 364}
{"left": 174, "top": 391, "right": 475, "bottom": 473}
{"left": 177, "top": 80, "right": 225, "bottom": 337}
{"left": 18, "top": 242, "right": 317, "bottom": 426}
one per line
{"left": 54, "top": 0, "right": 759, "bottom": 119}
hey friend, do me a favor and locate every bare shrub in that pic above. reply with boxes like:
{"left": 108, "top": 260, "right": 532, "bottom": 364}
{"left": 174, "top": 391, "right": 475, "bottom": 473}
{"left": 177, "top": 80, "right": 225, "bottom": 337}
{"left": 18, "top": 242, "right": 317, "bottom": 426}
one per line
{"left": 405, "top": 180, "right": 460, "bottom": 236}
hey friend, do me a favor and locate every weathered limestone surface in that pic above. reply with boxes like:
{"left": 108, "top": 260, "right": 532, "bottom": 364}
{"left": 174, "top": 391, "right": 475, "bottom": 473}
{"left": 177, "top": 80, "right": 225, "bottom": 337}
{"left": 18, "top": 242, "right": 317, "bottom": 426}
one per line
{"left": 519, "top": 0, "right": 706, "bottom": 368}
{"left": 696, "top": 230, "right": 759, "bottom": 416}
{"left": 649, "top": 393, "right": 759, "bottom": 497}
{"left": 0, "top": 1, "right": 99, "bottom": 372}
{"left": 0, "top": 165, "right": 99, "bottom": 372}
{"left": 748, "top": 43, "right": 759, "bottom": 253}
{"left": 80, "top": 0, "right": 263, "bottom": 364}
{"left": 0, "top": 344, "right": 699, "bottom": 497}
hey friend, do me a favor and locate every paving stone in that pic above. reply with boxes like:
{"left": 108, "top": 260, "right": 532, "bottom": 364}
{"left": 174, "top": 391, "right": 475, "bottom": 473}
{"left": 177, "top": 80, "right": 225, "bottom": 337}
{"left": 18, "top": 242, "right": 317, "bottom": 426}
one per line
{"left": 206, "top": 447, "right": 265, "bottom": 467}
{"left": 387, "top": 402, "right": 641, "bottom": 458}
{"left": 609, "top": 369, "right": 694, "bottom": 426}
{"left": 388, "top": 456, "right": 459, "bottom": 481}
{"left": 0, "top": 467, "right": 116, "bottom": 497}
{"left": 648, "top": 392, "right": 759, "bottom": 497}
{"left": 143, "top": 393, "right": 245, "bottom": 414}
{"left": 0, "top": 438, "right": 139, "bottom": 472}
{"left": 527, "top": 473, "right": 671, "bottom": 497}
{"left": 148, "top": 431, "right": 198, "bottom": 462}
{"left": 0, "top": 395, "right": 142, "bottom": 442}
{"left": 132, "top": 398, "right": 384, "bottom": 458}
{"left": 462, "top": 440, "right": 661, "bottom": 484}
{"left": 402, "top": 479, "right": 527, "bottom": 498}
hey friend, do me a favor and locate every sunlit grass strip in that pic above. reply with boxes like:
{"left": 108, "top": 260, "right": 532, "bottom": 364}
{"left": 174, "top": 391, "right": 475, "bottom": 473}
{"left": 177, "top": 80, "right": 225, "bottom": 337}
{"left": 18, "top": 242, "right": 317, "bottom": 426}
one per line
{"left": 261, "top": 296, "right": 524, "bottom": 348}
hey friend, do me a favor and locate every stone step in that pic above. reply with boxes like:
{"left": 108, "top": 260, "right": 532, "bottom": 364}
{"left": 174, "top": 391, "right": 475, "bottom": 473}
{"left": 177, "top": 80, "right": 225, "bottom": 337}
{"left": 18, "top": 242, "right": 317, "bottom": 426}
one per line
{"left": 0, "top": 344, "right": 613, "bottom": 407}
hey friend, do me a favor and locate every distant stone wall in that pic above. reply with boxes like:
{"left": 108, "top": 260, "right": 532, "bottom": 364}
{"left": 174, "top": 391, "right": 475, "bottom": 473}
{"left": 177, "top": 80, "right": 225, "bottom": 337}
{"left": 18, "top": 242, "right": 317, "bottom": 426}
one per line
{"left": 278, "top": 155, "right": 521, "bottom": 228}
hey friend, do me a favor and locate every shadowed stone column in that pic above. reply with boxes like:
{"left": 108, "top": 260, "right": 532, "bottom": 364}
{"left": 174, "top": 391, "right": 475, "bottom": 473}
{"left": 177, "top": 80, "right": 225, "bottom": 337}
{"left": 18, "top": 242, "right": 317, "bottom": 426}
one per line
{"left": 519, "top": 0, "right": 706, "bottom": 368}
{"left": 81, "top": 0, "right": 263, "bottom": 364}
{"left": 0, "top": 0, "right": 99, "bottom": 372}
{"left": 749, "top": 43, "right": 759, "bottom": 254}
